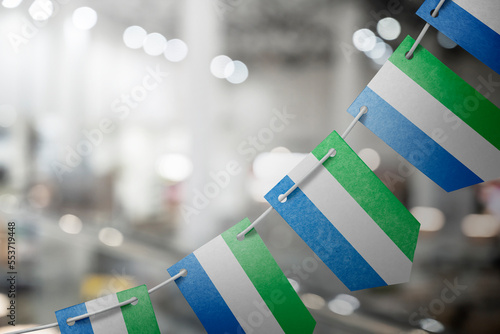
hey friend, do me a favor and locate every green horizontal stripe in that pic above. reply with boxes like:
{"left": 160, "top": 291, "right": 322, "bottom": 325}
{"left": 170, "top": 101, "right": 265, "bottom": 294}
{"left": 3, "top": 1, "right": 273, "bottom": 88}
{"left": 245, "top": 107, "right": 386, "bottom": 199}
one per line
{"left": 389, "top": 35, "right": 500, "bottom": 150}
{"left": 117, "top": 285, "right": 161, "bottom": 333}
{"left": 222, "top": 218, "right": 316, "bottom": 334}
{"left": 312, "top": 131, "right": 420, "bottom": 261}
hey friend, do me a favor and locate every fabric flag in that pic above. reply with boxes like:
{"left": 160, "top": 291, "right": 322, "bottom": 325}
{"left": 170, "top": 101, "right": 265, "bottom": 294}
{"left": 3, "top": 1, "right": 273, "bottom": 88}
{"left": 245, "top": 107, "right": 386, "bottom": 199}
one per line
{"left": 55, "top": 285, "right": 160, "bottom": 333}
{"left": 347, "top": 35, "right": 500, "bottom": 192}
{"left": 265, "top": 131, "right": 420, "bottom": 291}
{"left": 167, "top": 218, "right": 316, "bottom": 334}
{"left": 417, "top": 0, "right": 500, "bottom": 74}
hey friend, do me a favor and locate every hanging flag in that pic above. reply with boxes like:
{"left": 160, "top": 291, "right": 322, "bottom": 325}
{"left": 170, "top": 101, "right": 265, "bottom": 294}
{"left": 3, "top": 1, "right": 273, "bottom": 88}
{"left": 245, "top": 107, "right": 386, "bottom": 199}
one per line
{"left": 167, "top": 218, "right": 316, "bottom": 334}
{"left": 417, "top": 0, "right": 500, "bottom": 74}
{"left": 347, "top": 35, "right": 500, "bottom": 192}
{"left": 55, "top": 285, "right": 160, "bottom": 333}
{"left": 265, "top": 131, "right": 420, "bottom": 291}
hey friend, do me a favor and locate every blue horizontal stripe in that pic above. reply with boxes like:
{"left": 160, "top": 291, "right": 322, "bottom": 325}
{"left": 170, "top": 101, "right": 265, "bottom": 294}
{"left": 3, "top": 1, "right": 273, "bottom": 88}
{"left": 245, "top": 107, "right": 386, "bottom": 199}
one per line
{"left": 266, "top": 176, "right": 387, "bottom": 291}
{"left": 417, "top": 0, "right": 500, "bottom": 74}
{"left": 168, "top": 253, "right": 244, "bottom": 334}
{"left": 56, "top": 302, "right": 93, "bottom": 334}
{"left": 347, "top": 87, "right": 483, "bottom": 192}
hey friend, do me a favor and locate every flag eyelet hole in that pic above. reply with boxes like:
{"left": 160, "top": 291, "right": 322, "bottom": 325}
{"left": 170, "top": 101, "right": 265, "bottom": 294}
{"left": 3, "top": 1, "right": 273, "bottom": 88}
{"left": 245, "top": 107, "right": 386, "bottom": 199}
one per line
{"left": 181, "top": 269, "right": 188, "bottom": 277}
{"left": 131, "top": 297, "right": 139, "bottom": 306}
{"left": 278, "top": 194, "right": 287, "bottom": 203}
{"left": 405, "top": 51, "right": 414, "bottom": 60}
{"left": 67, "top": 320, "right": 76, "bottom": 326}
{"left": 430, "top": 9, "right": 439, "bottom": 17}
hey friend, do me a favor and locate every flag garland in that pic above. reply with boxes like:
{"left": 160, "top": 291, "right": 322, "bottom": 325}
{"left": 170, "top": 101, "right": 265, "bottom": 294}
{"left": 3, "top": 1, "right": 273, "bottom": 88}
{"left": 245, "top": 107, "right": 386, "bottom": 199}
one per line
{"left": 347, "top": 35, "right": 500, "bottom": 192}
{"left": 265, "top": 131, "right": 420, "bottom": 291}
{"left": 55, "top": 285, "right": 160, "bottom": 334}
{"left": 417, "top": 0, "right": 500, "bottom": 74}
{"left": 14, "top": 2, "right": 500, "bottom": 333}
{"left": 167, "top": 218, "right": 316, "bottom": 334}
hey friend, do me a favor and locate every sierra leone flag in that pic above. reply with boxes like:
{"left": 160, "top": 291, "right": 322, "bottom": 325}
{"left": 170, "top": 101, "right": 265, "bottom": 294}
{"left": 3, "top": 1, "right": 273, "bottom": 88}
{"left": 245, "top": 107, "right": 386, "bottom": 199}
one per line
{"left": 265, "top": 131, "right": 420, "bottom": 291}
{"left": 417, "top": 0, "right": 500, "bottom": 74}
{"left": 56, "top": 285, "right": 160, "bottom": 333}
{"left": 167, "top": 218, "right": 316, "bottom": 334}
{"left": 347, "top": 35, "right": 500, "bottom": 192}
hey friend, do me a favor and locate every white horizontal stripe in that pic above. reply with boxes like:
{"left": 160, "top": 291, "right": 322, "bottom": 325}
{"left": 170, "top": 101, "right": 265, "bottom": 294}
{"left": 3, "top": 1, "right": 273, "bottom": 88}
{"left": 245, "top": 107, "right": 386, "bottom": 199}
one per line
{"left": 287, "top": 154, "right": 412, "bottom": 285}
{"left": 368, "top": 60, "right": 500, "bottom": 182}
{"left": 453, "top": 0, "right": 500, "bottom": 34}
{"left": 194, "top": 236, "right": 284, "bottom": 334}
{"left": 86, "top": 294, "right": 128, "bottom": 334}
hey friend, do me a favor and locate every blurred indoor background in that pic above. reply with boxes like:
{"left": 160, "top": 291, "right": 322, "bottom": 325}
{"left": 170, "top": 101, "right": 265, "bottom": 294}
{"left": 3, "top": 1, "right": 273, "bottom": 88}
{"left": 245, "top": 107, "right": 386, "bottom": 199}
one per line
{"left": 0, "top": 0, "right": 499, "bottom": 333}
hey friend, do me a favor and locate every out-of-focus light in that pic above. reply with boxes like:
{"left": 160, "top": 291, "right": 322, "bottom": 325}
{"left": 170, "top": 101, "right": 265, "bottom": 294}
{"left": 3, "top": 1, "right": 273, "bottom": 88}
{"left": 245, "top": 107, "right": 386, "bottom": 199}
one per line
{"left": 0, "top": 105, "right": 17, "bottom": 128}
{"left": 364, "top": 37, "right": 386, "bottom": 59}
{"left": 437, "top": 31, "right": 457, "bottom": 49}
{"left": 0, "top": 194, "right": 18, "bottom": 214}
{"left": 377, "top": 17, "right": 401, "bottom": 41}
{"left": 364, "top": 40, "right": 384, "bottom": 59}
{"left": 156, "top": 154, "right": 193, "bottom": 182}
{"left": 357, "top": 148, "right": 381, "bottom": 171}
{"left": 410, "top": 206, "right": 445, "bottom": 232}
{"left": 461, "top": 214, "right": 500, "bottom": 238}
{"left": 270, "top": 146, "right": 291, "bottom": 154}
{"left": 29, "top": 0, "right": 54, "bottom": 21}
{"left": 123, "top": 26, "right": 147, "bottom": 49}
{"left": 210, "top": 55, "right": 234, "bottom": 79}
{"left": 59, "top": 214, "right": 82, "bottom": 235}
{"left": 371, "top": 43, "right": 393, "bottom": 65}
{"left": 352, "top": 29, "right": 376, "bottom": 52}
{"left": 28, "top": 184, "right": 51, "bottom": 208}
{"left": 143, "top": 33, "right": 167, "bottom": 56}
{"left": 225, "top": 60, "right": 248, "bottom": 84}
{"left": 0, "top": 294, "right": 9, "bottom": 317}
{"left": 99, "top": 227, "right": 124, "bottom": 247}
{"left": 63, "top": 16, "right": 91, "bottom": 46}
{"left": 288, "top": 278, "right": 300, "bottom": 293}
{"left": 419, "top": 318, "right": 445, "bottom": 333}
{"left": 301, "top": 293, "right": 325, "bottom": 310}
{"left": 72, "top": 7, "right": 97, "bottom": 30}
{"left": 2, "top": 0, "right": 23, "bottom": 8}
{"left": 328, "top": 294, "right": 360, "bottom": 316}
{"left": 164, "top": 39, "right": 189, "bottom": 62}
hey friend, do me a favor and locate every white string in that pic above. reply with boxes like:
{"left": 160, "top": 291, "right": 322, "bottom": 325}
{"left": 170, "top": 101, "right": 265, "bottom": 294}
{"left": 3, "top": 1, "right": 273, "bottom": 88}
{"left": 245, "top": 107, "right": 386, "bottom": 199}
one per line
{"left": 341, "top": 106, "right": 367, "bottom": 139}
{"left": 277, "top": 147, "right": 336, "bottom": 204}
{"left": 8, "top": 105, "right": 370, "bottom": 332}
{"left": 2, "top": 2, "right": 452, "bottom": 329}
{"left": 67, "top": 298, "right": 138, "bottom": 324}
{"left": 406, "top": 0, "right": 447, "bottom": 59}
{"left": 236, "top": 106, "right": 368, "bottom": 241}
{"left": 5, "top": 322, "right": 59, "bottom": 334}
{"left": 5, "top": 269, "right": 188, "bottom": 334}
{"left": 148, "top": 268, "right": 187, "bottom": 294}
{"left": 236, "top": 206, "right": 274, "bottom": 241}
{"left": 235, "top": 148, "right": 336, "bottom": 240}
